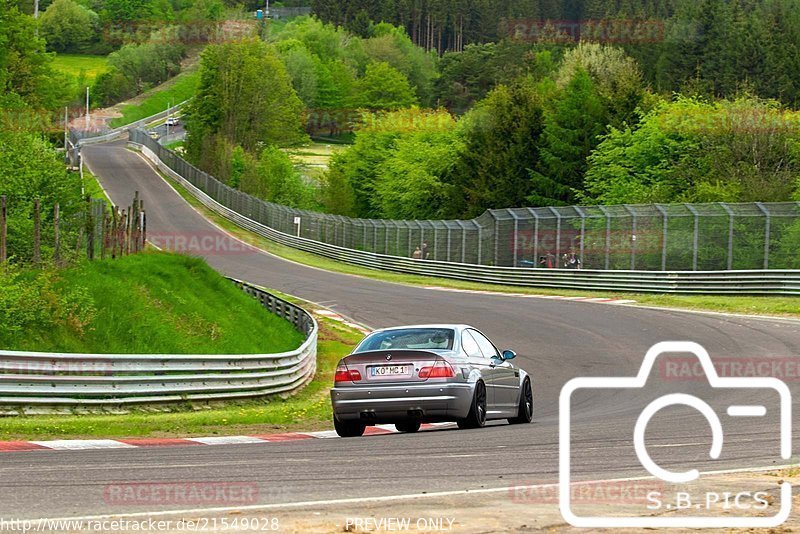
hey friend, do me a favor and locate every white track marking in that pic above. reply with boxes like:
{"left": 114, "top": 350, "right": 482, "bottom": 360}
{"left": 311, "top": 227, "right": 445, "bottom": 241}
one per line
{"left": 31, "top": 439, "right": 137, "bottom": 450}
{"left": 24, "top": 463, "right": 800, "bottom": 526}
{"left": 187, "top": 436, "right": 268, "bottom": 445}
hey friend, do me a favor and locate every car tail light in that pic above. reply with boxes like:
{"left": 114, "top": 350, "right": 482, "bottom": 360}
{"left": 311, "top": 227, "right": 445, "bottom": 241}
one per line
{"left": 419, "top": 360, "right": 455, "bottom": 379}
{"left": 334, "top": 363, "right": 361, "bottom": 383}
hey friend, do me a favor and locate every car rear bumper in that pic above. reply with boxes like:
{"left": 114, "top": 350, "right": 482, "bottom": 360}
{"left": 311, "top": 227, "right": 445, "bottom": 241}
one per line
{"left": 331, "top": 382, "right": 473, "bottom": 423}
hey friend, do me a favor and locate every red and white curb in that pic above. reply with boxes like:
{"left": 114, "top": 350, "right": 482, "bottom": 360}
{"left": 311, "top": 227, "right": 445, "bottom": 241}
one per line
{"left": 424, "top": 286, "right": 636, "bottom": 305}
{"left": 0, "top": 423, "right": 455, "bottom": 453}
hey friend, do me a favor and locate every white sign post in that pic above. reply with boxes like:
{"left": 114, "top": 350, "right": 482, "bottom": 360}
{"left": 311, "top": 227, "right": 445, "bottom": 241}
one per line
{"left": 294, "top": 216, "right": 301, "bottom": 237}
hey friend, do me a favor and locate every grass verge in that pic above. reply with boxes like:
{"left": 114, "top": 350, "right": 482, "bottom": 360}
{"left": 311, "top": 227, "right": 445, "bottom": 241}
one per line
{"left": 80, "top": 165, "right": 111, "bottom": 203}
{"left": 53, "top": 54, "right": 109, "bottom": 83}
{"left": 158, "top": 171, "right": 800, "bottom": 319}
{"left": 109, "top": 70, "right": 199, "bottom": 128}
{"left": 0, "top": 252, "right": 304, "bottom": 354}
{"left": 0, "top": 311, "right": 359, "bottom": 440}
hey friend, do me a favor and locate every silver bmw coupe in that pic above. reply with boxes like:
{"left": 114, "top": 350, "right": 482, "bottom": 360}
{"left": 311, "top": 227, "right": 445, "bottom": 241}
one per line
{"left": 330, "top": 324, "right": 533, "bottom": 437}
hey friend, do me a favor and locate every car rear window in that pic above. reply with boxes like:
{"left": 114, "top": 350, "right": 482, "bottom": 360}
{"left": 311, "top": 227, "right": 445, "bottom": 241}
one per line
{"left": 355, "top": 328, "right": 455, "bottom": 352}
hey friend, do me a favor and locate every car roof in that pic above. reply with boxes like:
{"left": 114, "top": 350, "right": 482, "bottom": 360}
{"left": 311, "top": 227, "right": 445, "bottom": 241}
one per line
{"left": 368, "top": 324, "right": 472, "bottom": 334}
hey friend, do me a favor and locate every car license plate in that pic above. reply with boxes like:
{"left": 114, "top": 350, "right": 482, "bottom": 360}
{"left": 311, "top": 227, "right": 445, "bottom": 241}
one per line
{"left": 371, "top": 365, "right": 409, "bottom": 377}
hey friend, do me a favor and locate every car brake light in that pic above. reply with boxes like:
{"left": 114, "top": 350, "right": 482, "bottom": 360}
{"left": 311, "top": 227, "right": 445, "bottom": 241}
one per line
{"left": 419, "top": 360, "right": 455, "bottom": 379}
{"left": 334, "top": 363, "right": 361, "bottom": 383}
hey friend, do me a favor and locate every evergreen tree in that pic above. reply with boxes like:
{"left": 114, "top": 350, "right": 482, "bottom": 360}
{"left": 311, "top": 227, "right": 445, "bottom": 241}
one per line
{"left": 529, "top": 69, "right": 607, "bottom": 205}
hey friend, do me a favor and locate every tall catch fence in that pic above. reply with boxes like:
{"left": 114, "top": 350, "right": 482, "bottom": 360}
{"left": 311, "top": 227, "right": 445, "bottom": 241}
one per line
{"left": 130, "top": 129, "right": 800, "bottom": 272}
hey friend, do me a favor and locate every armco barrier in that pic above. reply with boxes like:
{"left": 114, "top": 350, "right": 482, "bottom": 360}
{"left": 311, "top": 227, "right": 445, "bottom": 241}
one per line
{"left": 70, "top": 101, "right": 188, "bottom": 148}
{"left": 0, "top": 279, "right": 317, "bottom": 406}
{"left": 132, "top": 139, "right": 800, "bottom": 295}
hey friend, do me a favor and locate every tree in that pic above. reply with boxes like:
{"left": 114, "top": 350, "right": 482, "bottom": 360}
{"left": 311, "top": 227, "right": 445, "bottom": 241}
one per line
{"left": 240, "top": 146, "right": 315, "bottom": 209}
{"left": 582, "top": 96, "right": 800, "bottom": 205}
{"left": 529, "top": 69, "right": 607, "bottom": 205}
{"left": 0, "top": 0, "right": 72, "bottom": 110}
{"left": 276, "top": 40, "right": 320, "bottom": 108}
{"left": 555, "top": 43, "right": 643, "bottom": 128}
{"left": 374, "top": 128, "right": 462, "bottom": 219}
{"left": 102, "top": 0, "right": 153, "bottom": 22}
{"left": 185, "top": 39, "right": 307, "bottom": 160}
{"left": 0, "top": 130, "right": 82, "bottom": 261}
{"left": 352, "top": 62, "right": 417, "bottom": 110}
{"left": 449, "top": 78, "right": 546, "bottom": 217}
{"left": 39, "top": 0, "right": 99, "bottom": 53}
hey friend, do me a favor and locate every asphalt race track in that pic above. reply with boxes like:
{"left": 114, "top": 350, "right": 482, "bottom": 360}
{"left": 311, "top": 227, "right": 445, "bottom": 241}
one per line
{"left": 2, "top": 141, "right": 798, "bottom": 521}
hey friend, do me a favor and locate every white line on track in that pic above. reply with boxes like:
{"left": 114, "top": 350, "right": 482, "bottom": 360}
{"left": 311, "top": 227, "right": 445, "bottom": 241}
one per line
{"left": 24, "top": 463, "right": 800, "bottom": 526}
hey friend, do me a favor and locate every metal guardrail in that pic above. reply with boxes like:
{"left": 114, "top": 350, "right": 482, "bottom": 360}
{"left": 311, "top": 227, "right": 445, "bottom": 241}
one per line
{"left": 0, "top": 280, "right": 317, "bottom": 406}
{"left": 70, "top": 101, "right": 188, "bottom": 149}
{"left": 132, "top": 140, "right": 800, "bottom": 295}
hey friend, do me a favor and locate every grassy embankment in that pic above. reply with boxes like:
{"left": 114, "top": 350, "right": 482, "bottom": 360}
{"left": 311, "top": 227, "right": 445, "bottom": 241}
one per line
{"left": 109, "top": 70, "right": 200, "bottom": 128}
{"left": 158, "top": 170, "right": 800, "bottom": 319}
{"left": 0, "top": 252, "right": 363, "bottom": 439}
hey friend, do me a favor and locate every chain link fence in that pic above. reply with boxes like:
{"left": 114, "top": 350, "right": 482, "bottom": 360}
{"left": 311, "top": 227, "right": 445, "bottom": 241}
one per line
{"left": 131, "top": 129, "right": 800, "bottom": 272}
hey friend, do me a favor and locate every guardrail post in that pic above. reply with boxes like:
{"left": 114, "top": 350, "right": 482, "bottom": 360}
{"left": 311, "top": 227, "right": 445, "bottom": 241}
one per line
{"left": 720, "top": 203, "right": 734, "bottom": 270}
{"left": 430, "top": 221, "right": 438, "bottom": 260}
{"left": 492, "top": 211, "right": 500, "bottom": 267}
{"left": 684, "top": 204, "right": 699, "bottom": 271}
{"left": 457, "top": 220, "right": 468, "bottom": 263}
{"left": 574, "top": 207, "right": 587, "bottom": 267}
{"left": 623, "top": 205, "right": 637, "bottom": 270}
{"left": 655, "top": 204, "right": 668, "bottom": 271}
{"left": 756, "top": 202, "right": 771, "bottom": 269}
{"left": 547, "top": 207, "right": 561, "bottom": 263}
{"left": 510, "top": 210, "right": 521, "bottom": 267}
{"left": 476, "top": 224, "right": 482, "bottom": 265}
{"left": 526, "top": 208, "right": 540, "bottom": 268}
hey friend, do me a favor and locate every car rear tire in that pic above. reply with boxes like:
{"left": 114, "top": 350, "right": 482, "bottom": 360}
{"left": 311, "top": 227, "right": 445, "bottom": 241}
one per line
{"left": 457, "top": 381, "right": 487, "bottom": 429}
{"left": 508, "top": 378, "right": 533, "bottom": 425}
{"left": 395, "top": 420, "right": 421, "bottom": 433}
{"left": 333, "top": 416, "right": 366, "bottom": 437}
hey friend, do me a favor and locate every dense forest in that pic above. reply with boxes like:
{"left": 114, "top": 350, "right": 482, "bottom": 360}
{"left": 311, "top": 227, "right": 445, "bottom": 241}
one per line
{"left": 4, "top": 0, "right": 800, "bottom": 232}
{"left": 179, "top": 6, "right": 800, "bottom": 223}
{"left": 314, "top": 0, "right": 800, "bottom": 107}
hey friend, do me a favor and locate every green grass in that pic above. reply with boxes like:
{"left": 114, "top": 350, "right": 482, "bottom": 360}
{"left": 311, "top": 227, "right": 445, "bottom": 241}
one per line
{"left": 158, "top": 170, "right": 800, "bottom": 320}
{"left": 2, "top": 252, "right": 304, "bottom": 354}
{"left": 80, "top": 166, "right": 110, "bottom": 203}
{"left": 0, "top": 312, "right": 360, "bottom": 439}
{"left": 109, "top": 70, "right": 200, "bottom": 128}
{"left": 53, "top": 54, "right": 109, "bottom": 83}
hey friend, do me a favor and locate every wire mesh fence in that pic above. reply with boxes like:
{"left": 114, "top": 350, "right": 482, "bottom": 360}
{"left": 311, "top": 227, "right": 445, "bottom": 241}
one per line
{"left": 132, "top": 129, "right": 800, "bottom": 272}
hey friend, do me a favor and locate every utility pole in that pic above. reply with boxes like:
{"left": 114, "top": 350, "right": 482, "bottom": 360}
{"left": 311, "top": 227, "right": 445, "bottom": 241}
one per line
{"left": 85, "top": 87, "right": 90, "bottom": 130}
{"left": 64, "top": 106, "right": 69, "bottom": 161}
{"left": 265, "top": 0, "right": 269, "bottom": 19}
{"left": 34, "top": 0, "right": 39, "bottom": 18}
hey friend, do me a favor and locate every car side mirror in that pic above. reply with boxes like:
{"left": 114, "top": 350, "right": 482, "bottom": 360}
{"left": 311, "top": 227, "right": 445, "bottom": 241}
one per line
{"left": 502, "top": 350, "right": 517, "bottom": 361}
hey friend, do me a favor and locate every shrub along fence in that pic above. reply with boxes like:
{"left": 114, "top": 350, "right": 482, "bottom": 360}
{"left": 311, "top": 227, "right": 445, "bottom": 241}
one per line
{"left": 130, "top": 129, "right": 800, "bottom": 272}
{"left": 0, "top": 193, "right": 146, "bottom": 265}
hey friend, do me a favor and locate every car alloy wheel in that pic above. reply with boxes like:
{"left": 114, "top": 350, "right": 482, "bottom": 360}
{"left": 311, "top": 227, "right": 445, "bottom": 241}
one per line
{"left": 458, "top": 381, "right": 487, "bottom": 429}
{"left": 509, "top": 378, "right": 533, "bottom": 425}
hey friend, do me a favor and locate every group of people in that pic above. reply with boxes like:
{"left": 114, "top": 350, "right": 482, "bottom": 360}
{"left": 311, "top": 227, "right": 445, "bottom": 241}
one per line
{"left": 537, "top": 252, "right": 582, "bottom": 269}
{"left": 411, "top": 242, "right": 430, "bottom": 260}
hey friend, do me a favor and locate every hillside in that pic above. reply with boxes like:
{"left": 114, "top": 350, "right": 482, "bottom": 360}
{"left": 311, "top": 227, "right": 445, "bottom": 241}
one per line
{"left": 0, "top": 253, "right": 305, "bottom": 354}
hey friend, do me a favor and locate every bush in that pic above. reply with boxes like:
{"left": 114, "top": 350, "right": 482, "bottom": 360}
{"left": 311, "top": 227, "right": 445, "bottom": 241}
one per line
{"left": 39, "top": 0, "right": 100, "bottom": 53}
